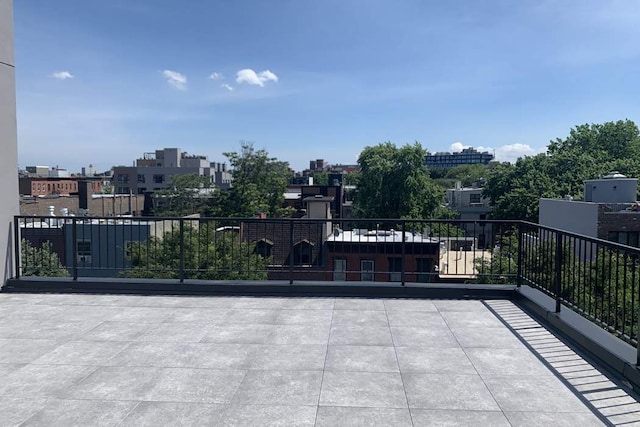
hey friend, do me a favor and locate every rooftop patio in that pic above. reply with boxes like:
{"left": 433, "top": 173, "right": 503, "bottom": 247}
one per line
{"left": 1, "top": 292, "right": 638, "bottom": 426}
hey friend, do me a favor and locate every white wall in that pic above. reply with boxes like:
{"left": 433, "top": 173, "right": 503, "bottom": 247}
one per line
{"left": 539, "top": 199, "right": 599, "bottom": 238}
{"left": 0, "top": 0, "right": 19, "bottom": 284}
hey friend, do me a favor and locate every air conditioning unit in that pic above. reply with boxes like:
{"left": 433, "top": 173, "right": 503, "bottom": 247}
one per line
{"left": 77, "top": 255, "right": 92, "bottom": 264}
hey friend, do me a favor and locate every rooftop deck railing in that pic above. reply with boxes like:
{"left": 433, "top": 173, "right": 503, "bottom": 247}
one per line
{"left": 11, "top": 215, "right": 640, "bottom": 355}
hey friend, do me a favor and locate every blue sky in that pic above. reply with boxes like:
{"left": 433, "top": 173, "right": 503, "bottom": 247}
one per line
{"left": 14, "top": 0, "right": 640, "bottom": 173}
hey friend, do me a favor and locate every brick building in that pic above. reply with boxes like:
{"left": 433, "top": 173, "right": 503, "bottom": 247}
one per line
{"left": 19, "top": 177, "right": 103, "bottom": 197}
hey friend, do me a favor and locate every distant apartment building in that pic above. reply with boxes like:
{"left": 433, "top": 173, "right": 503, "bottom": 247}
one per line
{"left": 112, "top": 148, "right": 231, "bottom": 194}
{"left": 445, "top": 183, "right": 493, "bottom": 248}
{"left": 425, "top": 147, "right": 494, "bottom": 170}
{"left": 539, "top": 172, "right": 640, "bottom": 247}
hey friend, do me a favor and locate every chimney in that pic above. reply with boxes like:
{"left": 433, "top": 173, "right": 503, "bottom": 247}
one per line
{"left": 78, "top": 180, "right": 93, "bottom": 211}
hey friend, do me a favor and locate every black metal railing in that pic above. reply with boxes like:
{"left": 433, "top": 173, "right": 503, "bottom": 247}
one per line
{"left": 11, "top": 215, "right": 640, "bottom": 351}
{"left": 14, "top": 216, "right": 515, "bottom": 283}
{"left": 519, "top": 222, "right": 640, "bottom": 349}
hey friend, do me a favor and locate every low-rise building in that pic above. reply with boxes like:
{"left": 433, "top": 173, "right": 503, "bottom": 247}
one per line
{"left": 445, "top": 182, "right": 493, "bottom": 248}
{"left": 539, "top": 172, "right": 640, "bottom": 247}
{"left": 19, "top": 176, "right": 103, "bottom": 197}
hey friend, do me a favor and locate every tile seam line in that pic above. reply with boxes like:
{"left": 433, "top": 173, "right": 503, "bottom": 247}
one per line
{"left": 314, "top": 301, "right": 335, "bottom": 426}
{"left": 383, "top": 300, "right": 412, "bottom": 426}
{"left": 437, "top": 300, "right": 508, "bottom": 422}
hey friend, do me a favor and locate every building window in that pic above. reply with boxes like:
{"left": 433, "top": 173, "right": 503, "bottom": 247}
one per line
{"left": 137, "top": 174, "right": 146, "bottom": 183}
{"left": 361, "top": 260, "right": 374, "bottom": 281}
{"left": 388, "top": 257, "right": 402, "bottom": 282}
{"left": 255, "top": 239, "right": 273, "bottom": 259}
{"left": 153, "top": 174, "right": 165, "bottom": 184}
{"left": 117, "top": 174, "right": 129, "bottom": 183}
{"left": 138, "top": 188, "right": 147, "bottom": 195}
{"left": 469, "top": 193, "right": 481, "bottom": 204}
{"left": 333, "top": 259, "right": 346, "bottom": 281}
{"left": 76, "top": 240, "right": 92, "bottom": 265}
{"left": 293, "top": 240, "right": 314, "bottom": 265}
{"left": 608, "top": 231, "right": 639, "bottom": 247}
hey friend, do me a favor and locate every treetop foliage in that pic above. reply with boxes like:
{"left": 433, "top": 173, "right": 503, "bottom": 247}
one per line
{"left": 353, "top": 142, "right": 441, "bottom": 219}
{"left": 484, "top": 120, "right": 640, "bottom": 221}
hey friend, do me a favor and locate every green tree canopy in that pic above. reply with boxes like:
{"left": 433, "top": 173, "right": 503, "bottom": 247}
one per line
{"left": 217, "top": 143, "right": 293, "bottom": 218}
{"left": 444, "top": 164, "right": 489, "bottom": 187}
{"left": 152, "top": 174, "right": 215, "bottom": 217}
{"left": 484, "top": 120, "right": 640, "bottom": 221}
{"left": 353, "top": 142, "right": 441, "bottom": 219}
{"left": 123, "top": 223, "right": 268, "bottom": 280}
{"left": 21, "top": 239, "right": 68, "bottom": 277}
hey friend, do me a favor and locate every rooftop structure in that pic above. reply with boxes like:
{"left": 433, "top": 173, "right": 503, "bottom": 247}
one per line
{"left": 540, "top": 172, "right": 640, "bottom": 247}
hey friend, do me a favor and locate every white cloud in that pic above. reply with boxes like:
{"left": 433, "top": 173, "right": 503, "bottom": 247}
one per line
{"left": 221, "top": 83, "right": 234, "bottom": 92}
{"left": 450, "top": 142, "right": 468, "bottom": 152}
{"left": 209, "top": 72, "right": 223, "bottom": 80}
{"left": 235, "top": 69, "right": 279, "bottom": 87}
{"left": 162, "top": 70, "right": 187, "bottom": 90}
{"left": 449, "top": 141, "right": 539, "bottom": 163}
{"left": 494, "top": 143, "right": 537, "bottom": 162}
{"left": 51, "top": 71, "right": 74, "bottom": 80}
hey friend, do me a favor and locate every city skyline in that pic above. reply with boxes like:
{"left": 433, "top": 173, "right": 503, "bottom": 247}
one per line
{"left": 14, "top": 0, "right": 640, "bottom": 172}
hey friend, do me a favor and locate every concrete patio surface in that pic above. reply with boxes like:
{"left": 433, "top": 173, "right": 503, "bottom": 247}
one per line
{"left": 0, "top": 292, "right": 637, "bottom": 426}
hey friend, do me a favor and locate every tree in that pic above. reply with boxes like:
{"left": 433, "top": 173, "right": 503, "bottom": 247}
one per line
{"left": 444, "top": 164, "right": 489, "bottom": 187}
{"left": 217, "top": 143, "right": 293, "bottom": 218}
{"left": 353, "top": 142, "right": 442, "bottom": 219}
{"left": 122, "top": 223, "right": 268, "bottom": 280}
{"left": 307, "top": 171, "right": 329, "bottom": 186}
{"left": 21, "top": 239, "right": 69, "bottom": 277}
{"left": 484, "top": 120, "right": 640, "bottom": 221}
{"left": 152, "top": 174, "right": 215, "bottom": 217}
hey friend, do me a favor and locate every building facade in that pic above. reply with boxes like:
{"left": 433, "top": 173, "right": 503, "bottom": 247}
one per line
{"left": 112, "top": 148, "right": 217, "bottom": 194}
{"left": 445, "top": 183, "right": 493, "bottom": 248}
{"left": 19, "top": 177, "right": 103, "bottom": 197}
{"left": 425, "top": 147, "right": 494, "bottom": 170}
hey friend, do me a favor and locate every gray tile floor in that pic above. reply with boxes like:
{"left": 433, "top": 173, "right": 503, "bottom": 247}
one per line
{"left": 0, "top": 293, "right": 636, "bottom": 426}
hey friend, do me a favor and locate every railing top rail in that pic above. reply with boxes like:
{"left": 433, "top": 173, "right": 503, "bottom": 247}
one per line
{"left": 14, "top": 214, "right": 640, "bottom": 255}
{"left": 519, "top": 220, "right": 640, "bottom": 255}
{"left": 14, "top": 215, "right": 521, "bottom": 224}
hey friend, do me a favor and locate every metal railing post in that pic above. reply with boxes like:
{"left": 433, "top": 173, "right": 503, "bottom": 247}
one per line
{"left": 72, "top": 217, "right": 78, "bottom": 281}
{"left": 401, "top": 221, "right": 406, "bottom": 286}
{"left": 179, "top": 218, "right": 185, "bottom": 283}
{"left": 554, "top": 231, "right": 563, "bottom": 313}
{"left": 636, "top": 256, "right": 640, "bottom": 366}
{"left": 516, "top": 222, "right": 523, "bottom": 288}
{"left": 13, "top": 217, "right": 20, "bottom": 279}
{"left": 289, "top": 220, "right": 294, "bottom": 284}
